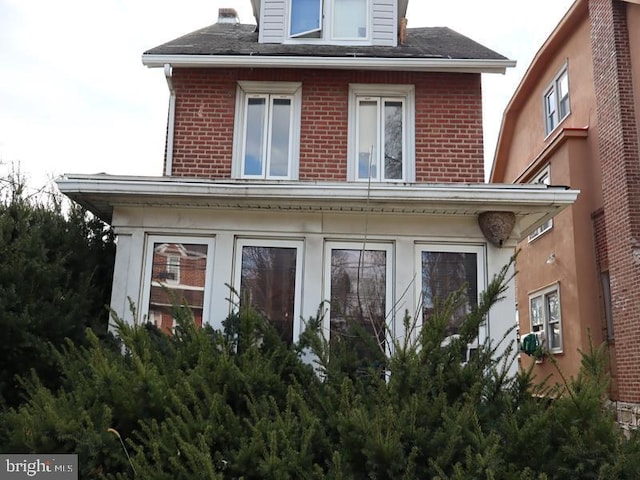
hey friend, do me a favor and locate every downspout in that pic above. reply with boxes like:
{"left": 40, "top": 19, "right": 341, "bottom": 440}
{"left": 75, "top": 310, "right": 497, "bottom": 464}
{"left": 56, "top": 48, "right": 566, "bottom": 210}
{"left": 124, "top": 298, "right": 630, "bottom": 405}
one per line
{"left": 164, "top": 63, "right": 175, "bottom": 176}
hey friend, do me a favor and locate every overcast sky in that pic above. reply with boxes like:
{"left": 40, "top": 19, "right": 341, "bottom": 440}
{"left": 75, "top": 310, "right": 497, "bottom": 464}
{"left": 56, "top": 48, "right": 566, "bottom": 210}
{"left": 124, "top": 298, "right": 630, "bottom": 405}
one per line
{"left": 0, "top": 0, "right": 575, "bottom": 191}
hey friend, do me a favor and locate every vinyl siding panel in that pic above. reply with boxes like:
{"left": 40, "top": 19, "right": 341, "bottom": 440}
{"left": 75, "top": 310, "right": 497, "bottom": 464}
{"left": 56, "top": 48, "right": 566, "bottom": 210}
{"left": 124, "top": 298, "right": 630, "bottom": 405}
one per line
{"left": 259, "top": 0, "right": 285, "bottom": 43}
{"left": 372, "top": 0, "right": 396, "bottom": 46}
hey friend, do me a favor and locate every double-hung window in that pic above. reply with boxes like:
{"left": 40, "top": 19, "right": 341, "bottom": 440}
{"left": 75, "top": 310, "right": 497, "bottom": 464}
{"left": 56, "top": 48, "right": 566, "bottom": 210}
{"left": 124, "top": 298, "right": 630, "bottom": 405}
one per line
{"left": 348, "top": 84, "right": 415, "bottom": 182}
{"left": 233, "top": 81, "right": 302, "bottom": 180}
{"left": 528, "top": 166, "right": 553, "bottom": 242}
{"left": 544, "top": 65, "right": 570, "bottom": 135}
{"left": 530, "top": 284, "right": 562, "bottom": 353}
{"left": 289, "top": 0, "right": 369, "bottom": 41}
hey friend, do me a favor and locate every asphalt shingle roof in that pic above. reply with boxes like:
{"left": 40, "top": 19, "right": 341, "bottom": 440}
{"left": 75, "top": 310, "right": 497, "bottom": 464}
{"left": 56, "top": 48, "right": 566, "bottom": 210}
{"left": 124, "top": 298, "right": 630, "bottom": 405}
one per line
{"left": 144, "top": 23, "right": 507, "bottom": 61}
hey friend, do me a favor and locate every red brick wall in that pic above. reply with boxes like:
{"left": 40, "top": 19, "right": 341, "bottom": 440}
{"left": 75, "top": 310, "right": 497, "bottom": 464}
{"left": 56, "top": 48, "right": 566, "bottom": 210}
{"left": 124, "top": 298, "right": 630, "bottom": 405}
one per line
{"left": 166, "top": 68, "right": 484, "bottom": 183}
{"left": 589, "top": 0, "right": 640, "bottom": 402}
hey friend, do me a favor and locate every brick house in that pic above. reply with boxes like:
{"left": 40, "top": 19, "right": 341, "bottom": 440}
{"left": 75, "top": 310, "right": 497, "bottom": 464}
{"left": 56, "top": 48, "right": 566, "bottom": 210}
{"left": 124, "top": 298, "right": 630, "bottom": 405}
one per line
{"left": 491, "top": 0, "right": 640, "bottom": 424}
{"left": 57, "top": 0, "right": 577, "bottom": 374}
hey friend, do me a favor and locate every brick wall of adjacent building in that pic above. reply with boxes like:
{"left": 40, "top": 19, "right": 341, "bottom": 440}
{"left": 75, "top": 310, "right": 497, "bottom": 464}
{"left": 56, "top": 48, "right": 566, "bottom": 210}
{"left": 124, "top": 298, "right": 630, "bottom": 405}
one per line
{"left": 589, "top": 0, "right": 640, "bottom": 403}
{"left": 166, "top": 68, "right": 485, "bottom": 183}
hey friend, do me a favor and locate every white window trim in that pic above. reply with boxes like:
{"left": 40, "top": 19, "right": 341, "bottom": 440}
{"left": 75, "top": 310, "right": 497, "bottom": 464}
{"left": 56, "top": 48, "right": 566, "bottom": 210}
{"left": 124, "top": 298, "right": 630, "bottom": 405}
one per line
{"left": 140, "top": 235, "right": 215, "bottom": 326}
{"left": 528, "top": 166, "right": 553, "bottom": 242}
{"left": 543, "top": 63, "right": 570, "bottom": 136}
{"left": 233, "top": 238, "right": 305, "bottom": 342}
{"left": 414, "top": 243, "right": 487, "bottom": 346}
{"left": 347, "top": 84, "right": 415, "bottom": 182}
{"left": 529, "top": 283, "right": 563, "bottom": 354}
{"left": 285, "top": 0, "right": 372, "bottom": 45}
{"left": 323, "top": 241, "right": 395, "bottom": 356}
{"left": 232, "top": 81, "right": 302, "bottom": 180}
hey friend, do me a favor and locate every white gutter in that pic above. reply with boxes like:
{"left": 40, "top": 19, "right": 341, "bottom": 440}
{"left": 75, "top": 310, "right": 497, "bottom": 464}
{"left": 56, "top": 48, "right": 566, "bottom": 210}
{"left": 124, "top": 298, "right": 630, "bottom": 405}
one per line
{"left": 163, "top": 64, "right": 175, "bottom": 176}
{"left": 142, "top": 55, "right": 516, "bottom": 74}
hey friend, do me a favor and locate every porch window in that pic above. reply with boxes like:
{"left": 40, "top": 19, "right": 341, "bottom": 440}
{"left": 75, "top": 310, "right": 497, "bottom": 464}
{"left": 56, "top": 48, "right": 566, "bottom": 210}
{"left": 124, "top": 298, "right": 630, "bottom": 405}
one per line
{"left": 417, "top": 245, "right": 485, "bottom": 345}
{"left": 142, "top": 236, "right": 214, "bottom": 333}
{"left": 234, "top": 239, "right": 303, "bottom": 344}
{"left": 325, "top": 242, "right": 394, "bottom": 368}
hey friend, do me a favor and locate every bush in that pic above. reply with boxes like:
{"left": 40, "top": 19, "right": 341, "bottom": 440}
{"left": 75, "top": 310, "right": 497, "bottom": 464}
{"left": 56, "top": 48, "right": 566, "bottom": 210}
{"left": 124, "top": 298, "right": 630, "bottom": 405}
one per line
{"left": 1, "top": 261, "right": 639, "bottom": 478}
{"left": 0, "top": 169, "right": 115, "bottom": 408}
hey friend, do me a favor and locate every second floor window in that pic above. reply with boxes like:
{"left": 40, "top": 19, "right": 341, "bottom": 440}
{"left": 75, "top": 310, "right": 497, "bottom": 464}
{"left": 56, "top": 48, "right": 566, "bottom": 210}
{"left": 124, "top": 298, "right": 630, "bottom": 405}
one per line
{"left": 348, "top": 84, "right": 415, "bottom": 182}
{"left": 233, "top": 82, "right": 302, "bottom": 180}
{"left": 528, "top": 166, "right": 553, "bottom": 242}
{"left": 544, "top": 65, "right": 570, "bottom": 135}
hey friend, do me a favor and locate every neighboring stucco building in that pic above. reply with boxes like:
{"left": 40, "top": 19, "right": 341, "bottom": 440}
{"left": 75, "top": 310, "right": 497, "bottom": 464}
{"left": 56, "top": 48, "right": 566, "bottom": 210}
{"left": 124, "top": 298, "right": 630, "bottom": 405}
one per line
{"left": 58, "top": 0, "right": 577, "bottom": 376}
{"left": 491, "top": 0, "right": 640, "bottom": 424}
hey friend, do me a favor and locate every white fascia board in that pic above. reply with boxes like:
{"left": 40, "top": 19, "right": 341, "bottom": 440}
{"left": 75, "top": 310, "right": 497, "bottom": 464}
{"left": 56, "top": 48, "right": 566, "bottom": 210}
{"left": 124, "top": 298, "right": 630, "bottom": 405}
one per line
{"left": 141, "top": 54, "right": 516, "bottom": 74}
{"left": 57, "top": 175, "right": 578, "bottom": 213}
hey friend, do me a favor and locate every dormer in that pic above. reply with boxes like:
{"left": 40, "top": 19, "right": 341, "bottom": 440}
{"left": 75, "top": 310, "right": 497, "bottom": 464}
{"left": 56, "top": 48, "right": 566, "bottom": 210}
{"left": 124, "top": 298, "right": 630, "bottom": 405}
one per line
{"left": 253, "top": 0, "right": 408, "bottom": 46}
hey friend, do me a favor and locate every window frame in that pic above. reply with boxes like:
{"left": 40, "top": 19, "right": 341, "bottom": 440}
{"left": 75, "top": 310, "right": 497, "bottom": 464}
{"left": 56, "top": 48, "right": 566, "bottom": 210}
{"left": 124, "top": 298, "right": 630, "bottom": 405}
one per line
{"left": 323, "top": 241, "right": 395, "bottom": 357}
{"left": 414, "top": 243, "right": 487, "bottom": 347}
{"left": 233, "top": 238, "right": 305, "bottom": 343}
{"left": 347, "top": 84, "right": 415, "bottom": 182}
{"left": 232, "top": 81, "right": 302, "bottom": 180}
{"left": 527, "top": 166, "right": 553, "bottom": 242}
{"left": 140, "top": 235, "right": 215, "bottom": 329}
{"left": 529, "top": 283, "right": 563, "bottom": 354}
{"left": 543, "top": 64, "right": 570, "bottom": 136}
{"left": 289, "top": 0, "right": 323, "bottom": 38}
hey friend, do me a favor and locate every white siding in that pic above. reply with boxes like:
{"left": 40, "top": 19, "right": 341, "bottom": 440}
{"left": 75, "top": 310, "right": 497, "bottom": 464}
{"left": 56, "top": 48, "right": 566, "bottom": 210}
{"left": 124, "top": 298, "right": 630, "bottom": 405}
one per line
{"left": 259, "top": 0, "right": 286, "bottom": 43}
{"left": 372, "top": 0, "right": 396, "bottom": 46}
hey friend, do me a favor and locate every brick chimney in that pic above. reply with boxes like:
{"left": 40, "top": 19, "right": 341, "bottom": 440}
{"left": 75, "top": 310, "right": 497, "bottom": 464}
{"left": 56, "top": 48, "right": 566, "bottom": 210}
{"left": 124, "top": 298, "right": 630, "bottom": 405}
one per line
{"left": 218, "top": 8, "right": 239, "bottom": 24}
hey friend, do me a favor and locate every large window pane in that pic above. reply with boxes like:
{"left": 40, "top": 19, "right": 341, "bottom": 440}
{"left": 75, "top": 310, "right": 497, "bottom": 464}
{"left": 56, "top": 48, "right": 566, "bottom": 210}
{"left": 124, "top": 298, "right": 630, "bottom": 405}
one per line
{"left": 333, "top": 0, "right": 367, "bottom": 38}
{"left": 421, "top": 251, "right": 478, "bottom": 338}
{"left": 330, "top": 249, "right": 387, "bottom": 360}
{"left": 290, "top": 0, "right": 322, "bottom": 36}
{"left": 149, "top": 243, "right": 208, "bottom": 332}
{"left": 244, "top": 98, "right": 266, "bottom": 176}
{"left": 240, "top": 246, "right": 297, "bottom": 344}
{"left": 384, "top": 101, "right": 403, "bottom": 180}
{"left": 268, "top": 98, "right": 292, "bottom": 177}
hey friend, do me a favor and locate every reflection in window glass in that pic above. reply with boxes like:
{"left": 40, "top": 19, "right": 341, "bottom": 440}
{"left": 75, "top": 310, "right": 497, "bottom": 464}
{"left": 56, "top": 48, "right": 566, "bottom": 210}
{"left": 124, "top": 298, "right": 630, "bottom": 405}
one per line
{"left": 384, "top": 101, "right": 403, "bottom": 179}
{"left": 240, "top": 246, "right": 297, "bottom": 344}
{"left": 421, "top": 251, "right": 478, "bottom": 338}
{"left": 330, "top": 249, "right": 387, "bottom": 366}
{"left": 149, "top": 243, "right": 208, "bottom": 333}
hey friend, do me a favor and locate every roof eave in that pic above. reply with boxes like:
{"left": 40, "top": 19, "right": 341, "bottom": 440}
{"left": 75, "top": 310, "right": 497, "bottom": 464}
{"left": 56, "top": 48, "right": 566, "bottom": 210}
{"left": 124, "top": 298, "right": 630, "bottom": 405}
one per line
{"left": 56, "top": 175, "right": 578, "bottom": 241}
{"left": 141, "top": 54, "right": 515, "bottom": 74}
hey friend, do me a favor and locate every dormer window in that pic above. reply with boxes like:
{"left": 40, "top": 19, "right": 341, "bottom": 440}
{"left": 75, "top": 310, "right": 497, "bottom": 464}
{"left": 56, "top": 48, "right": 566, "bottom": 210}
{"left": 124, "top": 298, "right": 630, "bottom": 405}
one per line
{"left": 288, "top": 0, "right": 369, "bottom": 42}
{"left": 290, "top": 0, "right": 322, "bottom": 38}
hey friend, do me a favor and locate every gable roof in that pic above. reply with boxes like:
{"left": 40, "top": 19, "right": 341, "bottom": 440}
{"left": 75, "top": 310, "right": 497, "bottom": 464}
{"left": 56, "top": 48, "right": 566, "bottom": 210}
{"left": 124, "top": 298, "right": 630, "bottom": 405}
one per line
{"left": 142, "top": 23, "right": 514, "bottom": 73}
